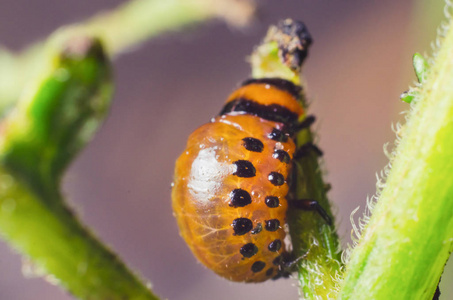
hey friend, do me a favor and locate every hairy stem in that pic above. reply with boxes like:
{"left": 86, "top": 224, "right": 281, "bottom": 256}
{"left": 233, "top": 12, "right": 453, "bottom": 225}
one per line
{"left": 339, "top": 11, "right": 453, "bottom": 300}
{"left": 250, "top": 20, "right": 342, "bottom": 299}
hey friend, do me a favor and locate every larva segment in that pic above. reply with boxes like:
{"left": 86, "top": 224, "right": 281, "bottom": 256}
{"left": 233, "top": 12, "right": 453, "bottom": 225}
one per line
{"left": 172, "top": 115, "right": 295, "bottom": 282}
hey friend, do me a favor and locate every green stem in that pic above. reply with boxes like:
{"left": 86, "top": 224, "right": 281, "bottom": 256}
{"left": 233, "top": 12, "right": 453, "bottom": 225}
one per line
{"left": 339, "top": 11, "right": 453, "bottom": 300}
{"left": 290, "top": 132, "right": 342, "bottom": 299}
{"left": 0, "top": 36, "right": 158, "bottom": 300}
{"left": 70, "top": 0, "right": 255, "bottom": 56}
{"left": 0, "top": 1, "right": 255, "bottom": 298}
{"left": 250, "top": 20, "right": 342, "bottom": 299}
{"left": 0, "top": 175, "right": 156, "bottom": 300}
{"left": 0, "top": 0, "right": 255, "bottom": 115}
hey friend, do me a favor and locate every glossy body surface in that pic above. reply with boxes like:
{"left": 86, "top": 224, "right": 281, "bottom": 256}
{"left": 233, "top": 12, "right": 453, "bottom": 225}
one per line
{"left": 172, "top": 79, "right": 305, "bottom": 282}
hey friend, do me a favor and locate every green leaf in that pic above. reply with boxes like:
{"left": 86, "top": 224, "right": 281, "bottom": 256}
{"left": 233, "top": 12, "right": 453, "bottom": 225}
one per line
{"left": 413, "top": 52, "right": 429, "bottom": 83}
{"left": 1, "top": 38, "right": 112, "bottom": 195}
{"left": 400, "top": 53, "right": 429, "bottom": 104}
{"left": 400, "top": 90, "right": 416, "bottom": 103}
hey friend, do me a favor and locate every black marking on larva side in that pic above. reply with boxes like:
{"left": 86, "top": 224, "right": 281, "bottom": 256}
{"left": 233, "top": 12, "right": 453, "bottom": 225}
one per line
{"left": 265, "top": 219, "right": 280, "bottom": 232}
{"left": 233, "top": 160, "right": 256, "bottom": 178}
{"left": 273, "top": 256, "right": 283, "bottom": 266}
{"left": 290, "top": 199, "right": 332, "bottom": 225}
{"left": 251, "top": 223, "right": 262, "bottom": 234}
{"left": 294, "top": 142, "right": 323, "bottom": 159}
{"left": 294, "top": 115, "right": 315, "bottom": 131}
{"left": 251, "top": 261, "right": 266, "bottom": 273}
{"left": 272, "top": 270, "right": 291, "bottom": 280}
{"left": 272, "top": 149, "right": 291, "bottom": 163}
{"left": 242, "top": 137, "right": 264, "bottom": 152}
{"left": 266, "top": 268, "right": 274, "bottom": 277}
{"left": 219, "top": 98, "right": 299, "bottom": 125}
{"left": 232, "top": 218, "right": 253, "bottom": 235}
{"left": 265, "top": 196, "right": 279, "bottom": 208}
{"left": 268, "top": 128, "right": 289, "bottom": 142}
{"left": 229, "top": 189, "right": 252, "bottom": 207}
{"left": 268, "top": 172, "right": 285, "bottom": 186}
{"left": 241, "top": 78, "right": 302, "bottom": 99}
{"left": 268, "top": 239, "right": 282, "bottom": 252}
{"left": 240, "top": 243, "right": 258, "bottom": 258}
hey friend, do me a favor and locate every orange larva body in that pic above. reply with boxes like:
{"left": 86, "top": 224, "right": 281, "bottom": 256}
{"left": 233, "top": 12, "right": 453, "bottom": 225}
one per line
{"left": 172, "top": 79, "right": 304, "bottom": 282}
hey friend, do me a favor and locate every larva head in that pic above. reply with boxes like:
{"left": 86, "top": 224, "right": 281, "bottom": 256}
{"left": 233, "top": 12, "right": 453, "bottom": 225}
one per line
{"left": 218, "top": 19, "right": 312, "bottom": 128}
{"left": 276, "top": 19, "right": 312, "bottom": 70}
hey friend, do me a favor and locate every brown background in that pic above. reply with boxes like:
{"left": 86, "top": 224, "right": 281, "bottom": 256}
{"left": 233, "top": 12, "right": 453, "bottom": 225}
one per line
{"left": 0, "top": 0, "right": 451, "bottom": 299}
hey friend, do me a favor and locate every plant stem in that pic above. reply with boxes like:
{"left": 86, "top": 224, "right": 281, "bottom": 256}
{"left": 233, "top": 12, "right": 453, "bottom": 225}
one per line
{"left": 71, "top": 0, "right": 255, "bottom": 56}
{"left": 0, "top": 0, "right": 255, "bottom": 115}
{"left": 250, "top": 20, "right": 342, "bottom": 299}
{"left": 339, "top": 13, "right": 453, "bottom": 300}
{"left": 0, "top": 1, "right": 255, "bottom": 298}
{"left": 0, "top": 36, "right": 158, "bottom": 300}
{"left": 0, "top": 173, "right": 157, "bottom": 300}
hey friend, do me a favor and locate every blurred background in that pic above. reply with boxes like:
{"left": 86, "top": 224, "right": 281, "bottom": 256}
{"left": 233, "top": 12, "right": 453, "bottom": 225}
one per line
{"left": 0, "top": 0, "right": 450, "bottom": 299}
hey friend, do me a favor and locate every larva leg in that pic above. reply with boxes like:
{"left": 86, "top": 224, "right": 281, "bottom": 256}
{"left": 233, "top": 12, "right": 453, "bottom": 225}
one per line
{"left": 293, "top": 114, "right": 316, "bottom": 131}
{"left": 271, "top": 252, "right": 299, "bottom": 280}
{"left": 290, "top": 199, "right": 332, "bottom": 225}
{"left": 291, "top": 115, "right": 323, "bottom": 158}
{"left": 293, "top": 142, "right": 323, "bottom": 158}
{"left": 271, "top": 250, "right": 311, "bottom": 280}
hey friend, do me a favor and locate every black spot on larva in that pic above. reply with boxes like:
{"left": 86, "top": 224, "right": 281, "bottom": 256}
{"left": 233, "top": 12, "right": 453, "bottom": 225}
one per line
{"left": 229, "top": 189, "right": 252, "bottom": 207}
{"left": 251, "top": 223, "right": 262, "bottom": 234}
{"left": 233, "top": 160, "right": 256, "bottom": 178}
{"left": 268, "top": 172, "right": 285, "bottom": 186}
{"left": 232, "top": 218, "right": 253, "bottom": 235}
{"left": 240, "top": 243, "right": 258, "bottom": 258}
{"left": 265, "top": 219, "right": 280, "bottom": 232}
{"left": 273, "top": 256, "right": 283, "bottom": 266}
{"left": 251, "top": 261, "right": 266, "bottom": 273}
{"left": 273, "top": 149, "right": 291, "bottom": 163}
{"left": 266, "top": 268, "right": 274, "bottom": 276}
{"left": 268, "top": 239, "right": 282, "bottom": 252}
{"left": 242, "top": 137, "right": 264, "bottom": 152}
{"left": 268, "top": 128, "right": 289, "bottom": 142}
{"left": 265, "top": 196, "right": 279, "bottom": 208}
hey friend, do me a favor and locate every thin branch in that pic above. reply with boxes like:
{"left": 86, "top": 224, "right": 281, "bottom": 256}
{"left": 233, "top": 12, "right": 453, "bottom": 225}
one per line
{"left": 0, "top": 36, "right": 158, "bottom": 300}
{"left": 0, "top": 0, "right": 256, "bottom": 115}
{"left": 249, "top": 19, "right": 343, "bottom": 299}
